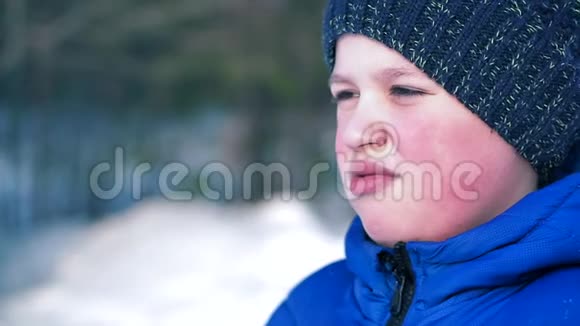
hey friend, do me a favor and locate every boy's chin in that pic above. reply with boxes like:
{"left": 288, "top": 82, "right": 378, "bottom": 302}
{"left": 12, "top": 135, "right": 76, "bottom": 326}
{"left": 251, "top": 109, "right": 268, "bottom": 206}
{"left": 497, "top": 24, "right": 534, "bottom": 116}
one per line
{"left": 353, "top": 203, "right": 412, "bottom": 243}
{"left": 351, "top": 198, "right": 452, "bottom": 246}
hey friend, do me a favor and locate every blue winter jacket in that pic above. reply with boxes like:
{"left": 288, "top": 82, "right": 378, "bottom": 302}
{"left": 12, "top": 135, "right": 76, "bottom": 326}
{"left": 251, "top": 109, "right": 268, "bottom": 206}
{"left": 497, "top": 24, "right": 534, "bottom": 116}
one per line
{"left": 267, "top": 172, "right": 580, "bottom": 325}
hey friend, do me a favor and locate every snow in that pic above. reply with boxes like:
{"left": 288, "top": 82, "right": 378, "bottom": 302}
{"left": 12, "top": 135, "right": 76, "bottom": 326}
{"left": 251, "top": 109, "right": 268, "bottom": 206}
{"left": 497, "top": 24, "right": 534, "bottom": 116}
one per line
{"left": 0, "top": 199, "right": 346, "bottom": 326}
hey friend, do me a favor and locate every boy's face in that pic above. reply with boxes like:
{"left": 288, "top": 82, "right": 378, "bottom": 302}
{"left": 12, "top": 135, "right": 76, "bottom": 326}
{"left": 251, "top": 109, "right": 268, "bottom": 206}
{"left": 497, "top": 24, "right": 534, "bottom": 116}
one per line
{"left": 331, "top": 34, "right": 538, "bottom": 246}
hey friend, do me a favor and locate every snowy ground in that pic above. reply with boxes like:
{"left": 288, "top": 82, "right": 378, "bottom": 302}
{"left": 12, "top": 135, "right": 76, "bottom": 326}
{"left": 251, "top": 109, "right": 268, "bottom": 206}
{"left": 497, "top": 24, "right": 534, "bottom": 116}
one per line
{"left": 0, "top": 199, "right": 349, "bottom": 326}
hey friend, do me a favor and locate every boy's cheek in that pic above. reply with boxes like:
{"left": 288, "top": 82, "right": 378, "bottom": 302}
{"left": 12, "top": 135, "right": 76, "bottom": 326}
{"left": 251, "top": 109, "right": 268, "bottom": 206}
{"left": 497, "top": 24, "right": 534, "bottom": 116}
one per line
{"left": 334, "top": 122, "right": 349, "bottom": 154}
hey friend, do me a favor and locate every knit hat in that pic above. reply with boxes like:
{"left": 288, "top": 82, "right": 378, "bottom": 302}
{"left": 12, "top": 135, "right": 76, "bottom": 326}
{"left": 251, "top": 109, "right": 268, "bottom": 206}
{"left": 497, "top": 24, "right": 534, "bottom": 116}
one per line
{"left": 322, "top": 0, "right": 580, "bottom": 186}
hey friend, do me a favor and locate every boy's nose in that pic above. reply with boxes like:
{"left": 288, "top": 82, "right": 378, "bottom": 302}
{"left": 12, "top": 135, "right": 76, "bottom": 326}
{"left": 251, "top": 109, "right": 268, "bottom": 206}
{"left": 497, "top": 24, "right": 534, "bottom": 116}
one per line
{"left": 344, "top": 122, "right": 394, "bottom": 159}
{"left": 340, "top": 102, "right": 398, "bottom": 159}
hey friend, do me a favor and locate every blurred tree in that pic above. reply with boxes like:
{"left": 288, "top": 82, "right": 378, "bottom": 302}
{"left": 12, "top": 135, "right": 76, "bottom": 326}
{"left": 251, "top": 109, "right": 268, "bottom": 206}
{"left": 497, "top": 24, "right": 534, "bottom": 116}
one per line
{"left": 0, "top": 0, "right": 330, "bottom": 110}
{"left": 0, "top": 0, "right": 335, "bottom": 203}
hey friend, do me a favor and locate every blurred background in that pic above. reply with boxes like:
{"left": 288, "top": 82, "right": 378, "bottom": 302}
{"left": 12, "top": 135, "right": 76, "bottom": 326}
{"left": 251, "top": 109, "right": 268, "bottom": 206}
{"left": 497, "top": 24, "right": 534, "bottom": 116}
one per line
{"left": 0, "top": 0, "right": 355, "bottom": 325}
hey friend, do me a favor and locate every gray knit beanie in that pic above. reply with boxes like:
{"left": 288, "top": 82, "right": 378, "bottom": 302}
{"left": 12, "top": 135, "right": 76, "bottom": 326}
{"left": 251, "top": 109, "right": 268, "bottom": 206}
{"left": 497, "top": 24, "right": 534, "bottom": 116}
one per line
{"left": 323, "top": 0, "right": 580, "bottom": 186}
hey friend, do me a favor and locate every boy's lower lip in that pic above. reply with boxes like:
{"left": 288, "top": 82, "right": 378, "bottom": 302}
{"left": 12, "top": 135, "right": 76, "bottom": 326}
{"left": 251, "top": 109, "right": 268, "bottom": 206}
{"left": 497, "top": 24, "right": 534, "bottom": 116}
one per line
{"left": 349, "top": 174, "right": 397, "bottom": 196}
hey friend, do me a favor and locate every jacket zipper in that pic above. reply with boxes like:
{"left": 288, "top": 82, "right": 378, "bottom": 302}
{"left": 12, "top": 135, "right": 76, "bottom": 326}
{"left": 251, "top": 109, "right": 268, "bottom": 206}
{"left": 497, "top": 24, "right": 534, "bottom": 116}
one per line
{"left": 384, "top": 242, "right": 416, "bottom": 326}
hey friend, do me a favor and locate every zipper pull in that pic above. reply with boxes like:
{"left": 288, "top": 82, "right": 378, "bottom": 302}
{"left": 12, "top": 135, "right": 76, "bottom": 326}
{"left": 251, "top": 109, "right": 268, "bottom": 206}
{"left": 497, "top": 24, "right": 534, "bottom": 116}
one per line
{"left": 385, "top": 242, "right": 415, "bottom": 326}
{"left": 390, "top": 273, "right": 406, "bottom": 316}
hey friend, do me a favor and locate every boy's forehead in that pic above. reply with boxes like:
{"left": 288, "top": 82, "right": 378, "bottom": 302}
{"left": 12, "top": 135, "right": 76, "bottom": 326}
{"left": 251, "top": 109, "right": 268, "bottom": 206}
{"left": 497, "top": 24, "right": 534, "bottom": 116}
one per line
{"left": 330, "top": 35, "right": 426, "bottom": 83}
{"left": 329, "top": 66, "right": 425, "bottom": 85}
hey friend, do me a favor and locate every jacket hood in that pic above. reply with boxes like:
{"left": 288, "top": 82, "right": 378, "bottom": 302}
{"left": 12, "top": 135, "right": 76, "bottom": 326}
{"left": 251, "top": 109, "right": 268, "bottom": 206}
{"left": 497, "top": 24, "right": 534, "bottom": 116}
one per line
{"left": 345, "top": 171, "right": 580, "bottom": 322}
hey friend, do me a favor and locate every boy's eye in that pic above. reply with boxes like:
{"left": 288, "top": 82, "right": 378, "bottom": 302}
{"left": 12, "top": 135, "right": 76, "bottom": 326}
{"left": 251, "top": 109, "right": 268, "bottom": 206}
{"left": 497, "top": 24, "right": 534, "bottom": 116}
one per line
{"left": 331, "top": 90, "right": 359, "bottom": 103}
{"left": 390, "top": 86, "right": 425, "bottom": 97}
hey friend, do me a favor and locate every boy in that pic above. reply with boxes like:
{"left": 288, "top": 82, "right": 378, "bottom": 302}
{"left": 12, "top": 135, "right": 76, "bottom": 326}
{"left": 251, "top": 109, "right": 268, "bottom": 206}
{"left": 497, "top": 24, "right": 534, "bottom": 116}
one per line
{"left": 268, "top": 0, "right": 579, "bottom": 325}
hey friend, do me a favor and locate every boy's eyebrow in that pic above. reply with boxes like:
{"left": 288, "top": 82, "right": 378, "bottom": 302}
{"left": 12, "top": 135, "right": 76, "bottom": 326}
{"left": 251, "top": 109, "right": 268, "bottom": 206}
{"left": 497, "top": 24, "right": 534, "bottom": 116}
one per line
{"left": 328, "top": 67, "right": 419, "bottom": 86}
{"left": 373, "top": 67, "right": 419, "bottom": 82}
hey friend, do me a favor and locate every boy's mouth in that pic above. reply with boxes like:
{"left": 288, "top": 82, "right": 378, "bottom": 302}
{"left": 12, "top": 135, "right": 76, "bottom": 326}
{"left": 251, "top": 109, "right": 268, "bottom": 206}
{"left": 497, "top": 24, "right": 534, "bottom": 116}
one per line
{"left": 346, "top": 160, "right": 398, "bottom": 197}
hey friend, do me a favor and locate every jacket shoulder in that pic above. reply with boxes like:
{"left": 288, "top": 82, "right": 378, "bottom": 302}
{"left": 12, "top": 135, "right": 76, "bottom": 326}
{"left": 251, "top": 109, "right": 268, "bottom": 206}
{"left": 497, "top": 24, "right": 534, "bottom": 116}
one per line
{"left": 491, "top": 267, "right": 580, "bottom": 325}
{"left": 267, "top": 259, "right": 354, "bottom": 326}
